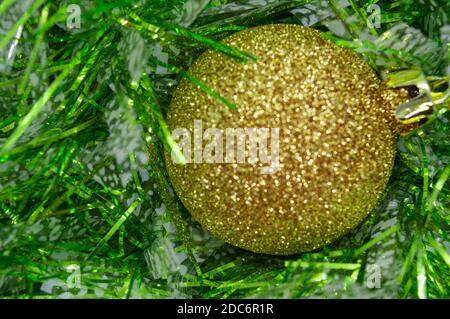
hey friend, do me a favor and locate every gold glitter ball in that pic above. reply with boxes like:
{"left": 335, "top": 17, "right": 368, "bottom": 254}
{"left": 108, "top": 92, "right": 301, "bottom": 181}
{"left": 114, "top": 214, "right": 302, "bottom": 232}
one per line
{"left": 164, "top": 24, "right": 409, "bottom": 255}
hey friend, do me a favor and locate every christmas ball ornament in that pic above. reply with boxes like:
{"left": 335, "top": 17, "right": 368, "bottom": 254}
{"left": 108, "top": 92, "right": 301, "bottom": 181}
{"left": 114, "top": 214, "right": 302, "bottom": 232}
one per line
{"left": 164, "top": 24, "right": 410, "bottom": 255}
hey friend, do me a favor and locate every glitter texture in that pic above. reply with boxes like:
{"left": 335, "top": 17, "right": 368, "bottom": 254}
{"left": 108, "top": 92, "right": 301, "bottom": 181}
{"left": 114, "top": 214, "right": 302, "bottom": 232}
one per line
{"left": 164, "top": 24, "right": 409, "bottom": 255}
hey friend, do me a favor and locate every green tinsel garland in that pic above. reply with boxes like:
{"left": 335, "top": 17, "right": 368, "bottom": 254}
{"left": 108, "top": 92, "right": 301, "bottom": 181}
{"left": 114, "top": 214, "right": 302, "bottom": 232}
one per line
{"left": 0, "top": 0, "right": 449, "bottom": 299}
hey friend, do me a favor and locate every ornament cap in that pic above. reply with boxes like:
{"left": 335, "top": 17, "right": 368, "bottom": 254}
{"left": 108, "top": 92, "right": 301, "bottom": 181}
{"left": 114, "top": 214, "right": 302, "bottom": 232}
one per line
{"left": 385, "top": 68, "right": 449, "bottom": 134}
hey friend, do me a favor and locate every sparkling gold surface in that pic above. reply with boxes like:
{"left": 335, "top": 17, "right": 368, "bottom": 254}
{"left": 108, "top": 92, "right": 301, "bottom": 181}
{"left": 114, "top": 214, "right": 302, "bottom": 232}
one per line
{"left": 164, "top": 24, "right": 409, "bottom": 255}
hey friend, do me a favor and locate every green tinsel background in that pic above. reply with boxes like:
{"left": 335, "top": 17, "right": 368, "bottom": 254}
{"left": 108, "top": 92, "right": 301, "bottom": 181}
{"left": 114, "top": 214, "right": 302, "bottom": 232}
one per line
{"left": 0, "top": 0, "right": 449, "bottom": 299}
